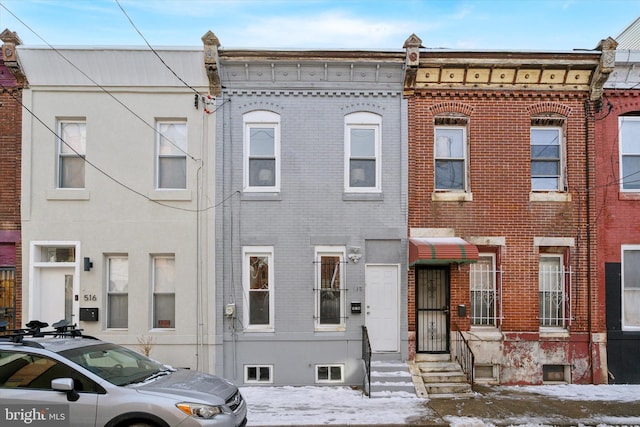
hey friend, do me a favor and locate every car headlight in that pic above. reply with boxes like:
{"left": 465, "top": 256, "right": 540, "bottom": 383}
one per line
{"left": 176, "top": 402, "right": 224, "bottom": 418}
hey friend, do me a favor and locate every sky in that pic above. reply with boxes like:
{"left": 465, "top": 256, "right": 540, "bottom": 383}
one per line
{"left": 240, "top": 384, "right": 640, "bottom": 426}
{"left": 0, "top": 0, "right": 638, "bottom": 51}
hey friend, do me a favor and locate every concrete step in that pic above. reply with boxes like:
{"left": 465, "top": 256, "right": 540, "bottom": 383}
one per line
{"left": 425, "top": 381, "right": 473, "bottom": 396}
{"left": 413, "top": 354, "right": 474, "bottom": 399}
{"left": 367, "top": 360, "right": 417, "bottom": 398}
{"left": 422, "top": 370, "right": 468, "bottom": 383}
{"left": 419, "top": 361, "right": 464, "bottom": 373}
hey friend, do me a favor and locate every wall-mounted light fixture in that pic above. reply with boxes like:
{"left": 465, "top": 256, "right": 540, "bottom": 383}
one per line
{"left": 347, "top": 246, "right": 362, "bottom": 264}
{"left": 83, "top": 257, "right": 93, "bottom": 271}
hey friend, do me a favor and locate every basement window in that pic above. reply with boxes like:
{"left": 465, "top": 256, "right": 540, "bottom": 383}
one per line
{"left": 474, "top": 364, "right": 498, "bottom": 382}
{"left": 315, "top": 364, "right": 344, "bottom": 384}
{"left": 542, "top": 364, "right": 569, "bottom": 383}
{"left": 244, "top": 365, "right": 273, "bottom": 384}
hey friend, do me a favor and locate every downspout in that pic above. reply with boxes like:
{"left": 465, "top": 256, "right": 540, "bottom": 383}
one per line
{"left": 584, "top": 98, "right": 594, "bottom": 382}
{"left": 585, "top": 37, "right": 617, "bottom": 384}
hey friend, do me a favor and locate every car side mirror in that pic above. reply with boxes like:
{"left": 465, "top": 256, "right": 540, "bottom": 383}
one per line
{"left": 51, "top": 378, "right": 80, "bottom": 402}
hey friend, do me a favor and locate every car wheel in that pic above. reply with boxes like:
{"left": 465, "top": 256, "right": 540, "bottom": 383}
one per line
{"left": 126, "top": 423, "right": 155, "bottom": 427}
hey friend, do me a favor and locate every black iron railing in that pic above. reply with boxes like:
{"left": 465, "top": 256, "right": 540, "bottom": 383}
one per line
{"left": 453, "top": 323, "right": 474, "bottom": 387}
{"left": 362, "top": 325, "right": 372, "bottom": 398}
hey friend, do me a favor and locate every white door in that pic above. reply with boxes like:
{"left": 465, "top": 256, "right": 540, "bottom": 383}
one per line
{"left": 34, "top": 268, "right": 75, "bottom": 325}
{"left": 365, "top": 264, "right": 399, "bottom": 352}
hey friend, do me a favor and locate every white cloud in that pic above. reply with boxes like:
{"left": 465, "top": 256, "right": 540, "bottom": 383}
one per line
{"left": 222, "top": 10, "right": 418, "bottom": 49}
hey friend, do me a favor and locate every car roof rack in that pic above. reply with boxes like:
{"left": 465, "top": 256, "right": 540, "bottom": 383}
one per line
{"left": 0, "top": 319, "right": 98, "bottom": 344}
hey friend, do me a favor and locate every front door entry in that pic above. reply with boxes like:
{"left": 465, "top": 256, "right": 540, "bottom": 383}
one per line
{"left": 417, "top": 267, "right": 450, "bottom": 353}
{"left": 35, "top": 268, "right": 75, "bottom": 325}
{"left": 365, "top": 264, "right": 399, "bottom": 352}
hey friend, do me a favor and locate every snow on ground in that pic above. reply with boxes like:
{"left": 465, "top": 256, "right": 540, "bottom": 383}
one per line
{"left": 240, "top": 385, "right": 433, "bottom": 426}
{"left": 240, "top": 384, "right": 640, "bottom": 426}
{"left": 505, "top": 384, "right": 640, "bottom": 402}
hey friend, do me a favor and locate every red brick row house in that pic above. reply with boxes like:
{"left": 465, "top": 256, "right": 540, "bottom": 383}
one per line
{"left": 0, "top": 29, "right": 24, "bottom": 330}
{"left": 403, "top": 34, "right": 617, "bottom": 385}
{"left": 598, "top": 18, "right": 640, "bottom": 384}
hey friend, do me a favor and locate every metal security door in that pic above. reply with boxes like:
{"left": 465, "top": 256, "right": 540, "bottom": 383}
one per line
{"left": 417, "top": 267, "right": 450, "bottom": 353}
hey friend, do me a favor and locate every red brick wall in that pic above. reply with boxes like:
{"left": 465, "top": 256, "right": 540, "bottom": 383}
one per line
{"left": 407, "top": 89, "right": 599, "bottom": 338}
{"left": 0, "top": 57, "right": 23, "bottom": 328}
{"left": 596, "top": 90, "right": 640, "bottom": 266}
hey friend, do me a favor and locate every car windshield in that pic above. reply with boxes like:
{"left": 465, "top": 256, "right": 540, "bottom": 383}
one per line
{"left": 59, "top": 343, "right": 171, "bottom": 386}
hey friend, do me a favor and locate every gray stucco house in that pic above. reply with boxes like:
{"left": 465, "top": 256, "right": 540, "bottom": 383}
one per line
{"left": 204, "top": 32, "right": 409, "bottom": 387}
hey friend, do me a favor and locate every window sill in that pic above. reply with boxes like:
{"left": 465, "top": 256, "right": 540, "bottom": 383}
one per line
{"left": 469, "top": 326, "right": 502, "bottom": 340}
{"left": 149, "top": 190, "right": 192, "bottom": 201}
{"left": 432, "top": 192, "right": 473, "bottom": 202}
{"left": 539, "top": 328, "right": 569, "bottom": 338}
{"left": 314, "top": 326, "right": 346, "bottom": 333}
{"left": 241, "top": 192, "right": 281, "bottom": 201}
{"left": 619, "top": 192, "right": 640, "bottom": 201}
{"left": 529, "top": 192, "right": 571, "bottom": 202}
{"left": 46, "top": 189, "right": 90, "bottom": 201}
{"left": 342, "top": 192, "right": 383, "bottom": 201}
{"left": 243, "top": 328, "right": 275, "bottom": 333}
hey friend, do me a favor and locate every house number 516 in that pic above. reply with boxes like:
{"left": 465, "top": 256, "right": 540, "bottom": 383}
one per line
{"left": 83, "top": 294, "right": 97, "bottom": 302}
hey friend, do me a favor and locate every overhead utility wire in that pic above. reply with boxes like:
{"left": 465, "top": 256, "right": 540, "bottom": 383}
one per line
{"left": 0, "top": 76, "right": 233, "bottom": 213}
{"left": 0, "top": 2, "right": 195, "bottom": 161}
{"left": 115, "top": 0, "right": 200, "bottom": 96}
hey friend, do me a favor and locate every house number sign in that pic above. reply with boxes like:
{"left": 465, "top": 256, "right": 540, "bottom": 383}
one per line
{"left": 83, "top": 294, "right": 97, "bottom": 302}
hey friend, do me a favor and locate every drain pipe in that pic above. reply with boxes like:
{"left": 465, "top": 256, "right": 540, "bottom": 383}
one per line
{"left": 584, "top": 99, "right": 594, "bottom": 383}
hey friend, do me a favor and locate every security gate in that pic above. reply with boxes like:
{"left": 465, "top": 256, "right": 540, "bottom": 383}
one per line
{"left": 417, "top": 267, "right": 450, "bottom": 353}
{"left": 0, "top": 268, "right": 16, "bottom": 329}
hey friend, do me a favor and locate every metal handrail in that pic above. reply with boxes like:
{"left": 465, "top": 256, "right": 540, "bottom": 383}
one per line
{"left": 453, "top": 323, "right": 474, "bottom": 387}
{"left": 362, "top": 325, "right": 372, "bottom": 398}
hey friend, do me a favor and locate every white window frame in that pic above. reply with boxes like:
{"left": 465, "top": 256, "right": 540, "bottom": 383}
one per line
{"left": 622, "top": 245, "right": 640, "bottom": 331}
{"left": 57, "top": 120, "right": 86, "bottom": 189}
{"left": 619, "top": 116, "right": 640, "bottom": 192}
{"left": 152, "top": 255, "right": 176, "bottom": 329}
{"left": 243, "top": 111, "right": 281, "bottom": 193}
{"left": 156, "top": 121, "right": 187, "bottom": 189}
{"left": 314, "top": 246, "right": 346, "bottom": 331}
{"left": 242, "top": 246, "right": 275, "bottom": 331}
{"left": 531, "top": 126, "right": 563, "bottom": 192}
{"left": 315, "top": 364, "right": 344, "bottom": 384}
{"left": 470, "top": 253, "right": 498, "bottom": 327}
{"left": 539, "top": 253, "right": 569, "bottom": 329}
{"left": 106, "top": 255, "right": 128, "bottom": 329}
{"left": 434, "top": 125, "right": 468, "bottom": 191}
{"left": 244, "top": 365, "right": 274, "bottom": 384}
{"left": 344, "top": 112, "right": 382, "bottom": 193}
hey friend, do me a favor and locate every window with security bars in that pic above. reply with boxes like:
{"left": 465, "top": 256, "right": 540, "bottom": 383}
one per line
{"left": 470, "top": 254, "right": 499, "bottom": 326}
{"left": 539, "top": 254, "right": 571, "bottom": 328}
{"left": 315, "top": 248, "right": 346, "bottom": 330}
{"left": 0, "top": 268, "right": 16, "bottom": 329}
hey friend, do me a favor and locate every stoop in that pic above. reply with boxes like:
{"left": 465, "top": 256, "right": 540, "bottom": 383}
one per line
{"left": 367, "top": 359, "right": 418, "bottom": 397}
{"left": 413, "top": 353, "right": 474, "bottom": 399}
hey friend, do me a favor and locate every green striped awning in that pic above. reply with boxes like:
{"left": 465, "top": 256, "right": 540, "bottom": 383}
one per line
{"left": 409, "top": 237, "right": 478, "bottom": 266}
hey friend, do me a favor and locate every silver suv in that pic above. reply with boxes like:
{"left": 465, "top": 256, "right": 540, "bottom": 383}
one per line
{"left": 0, "top": 320, "right": 247, "bottom": 427}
